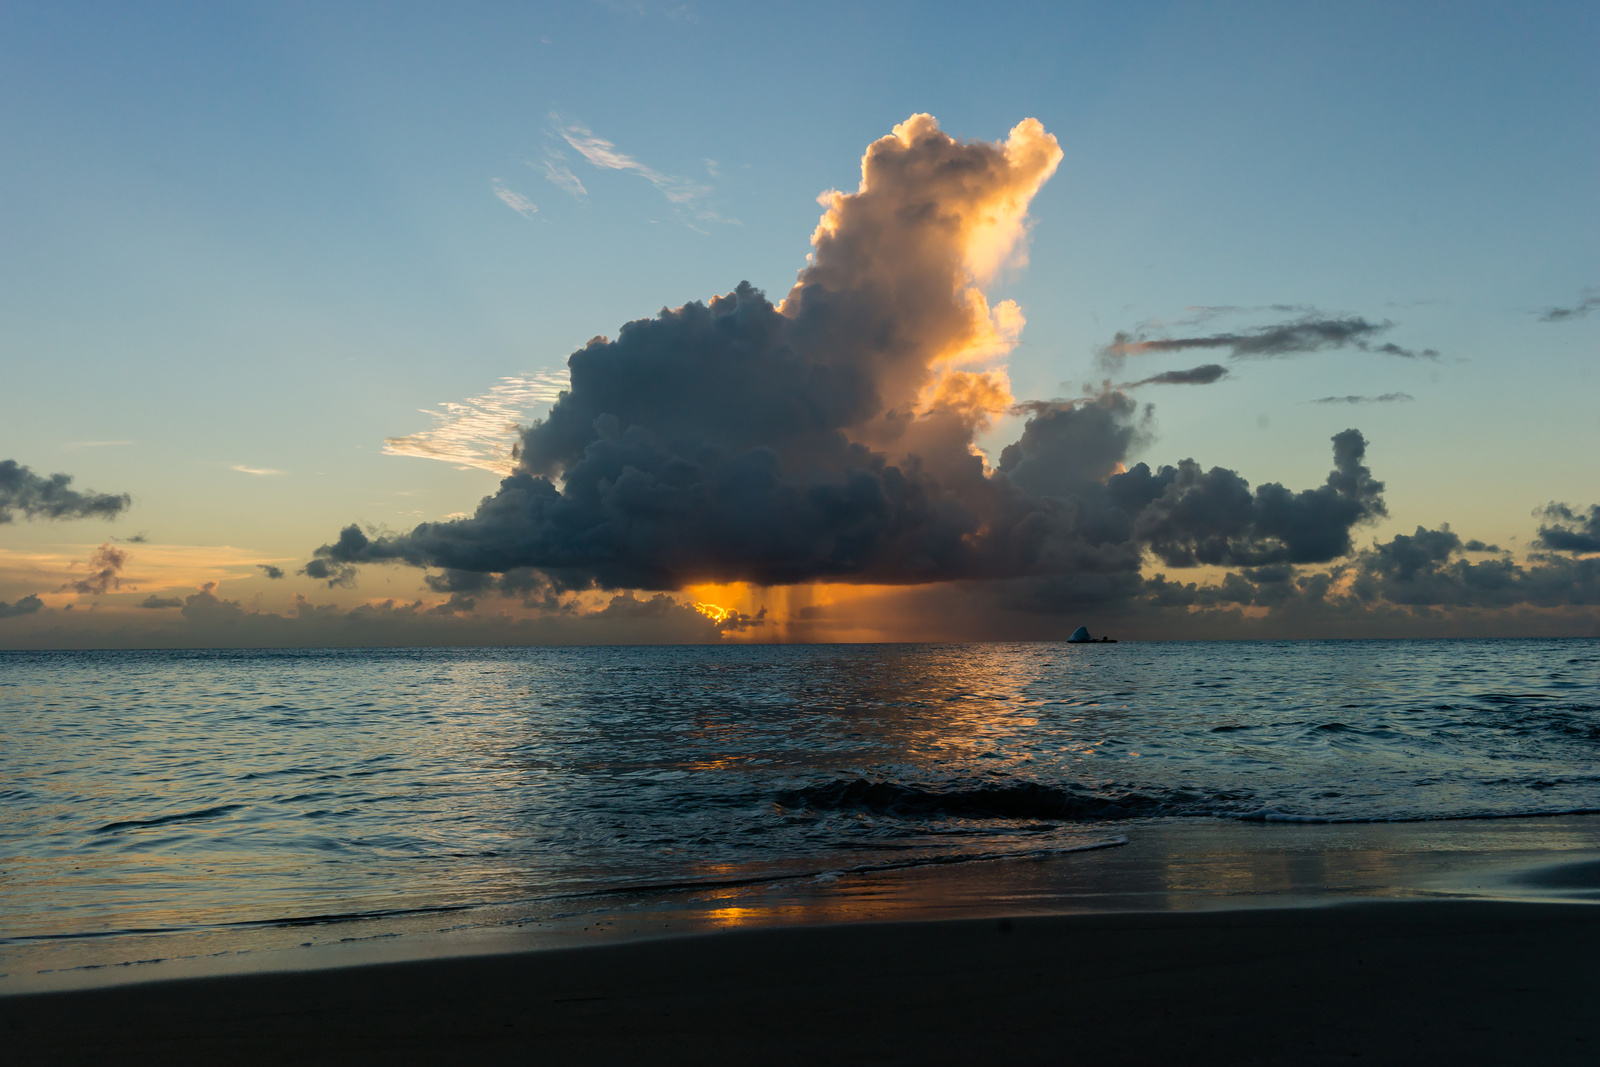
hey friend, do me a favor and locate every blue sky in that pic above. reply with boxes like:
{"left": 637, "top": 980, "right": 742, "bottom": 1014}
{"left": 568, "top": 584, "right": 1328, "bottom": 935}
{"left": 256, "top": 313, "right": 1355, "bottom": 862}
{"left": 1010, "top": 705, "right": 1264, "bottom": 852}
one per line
{"left": 2, "top": 1, "right": 1596, "bottom": 642}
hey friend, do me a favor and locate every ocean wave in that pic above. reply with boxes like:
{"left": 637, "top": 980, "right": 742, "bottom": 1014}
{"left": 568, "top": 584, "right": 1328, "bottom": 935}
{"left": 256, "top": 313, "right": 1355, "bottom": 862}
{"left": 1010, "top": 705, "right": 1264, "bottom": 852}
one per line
{"left": 775, "top": 776, "right": 1600, "bottom": 827}
{"left": 776, "top": 778, "right": 1254, "bottom": 822}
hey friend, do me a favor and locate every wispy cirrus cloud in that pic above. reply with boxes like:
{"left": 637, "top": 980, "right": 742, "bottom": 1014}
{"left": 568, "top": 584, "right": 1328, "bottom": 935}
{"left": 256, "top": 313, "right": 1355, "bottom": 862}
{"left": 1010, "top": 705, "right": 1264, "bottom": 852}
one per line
{"left": 491, "top": 179, "right": 539, "bottom": 219}
{"left": 536, "top": 151, "right": 587, "bottom": 199}
{"left": 383, "top": 370, "right": 570, "bottom": 474}
{"left": 230, "top": 465, "right": 282, "bottom": 476}
{"left": 548, "top": 112, "right": 716, "bottom": 219}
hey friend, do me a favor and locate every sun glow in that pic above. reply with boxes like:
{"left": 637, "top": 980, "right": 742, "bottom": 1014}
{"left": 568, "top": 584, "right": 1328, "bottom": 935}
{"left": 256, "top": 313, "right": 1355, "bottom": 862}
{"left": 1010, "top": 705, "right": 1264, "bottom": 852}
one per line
{"left": 692, "top": 602, "right": 737, "bottom": 625}
{"left": 681, "top": 580, "right": 942, "bottom": 643}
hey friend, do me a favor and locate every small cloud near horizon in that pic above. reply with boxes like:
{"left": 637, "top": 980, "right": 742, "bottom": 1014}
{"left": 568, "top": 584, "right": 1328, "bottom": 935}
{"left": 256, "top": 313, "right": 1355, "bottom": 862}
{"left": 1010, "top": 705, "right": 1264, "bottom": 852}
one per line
{"left": 1311, "top": 392, "right": 1415, "bottom": 405}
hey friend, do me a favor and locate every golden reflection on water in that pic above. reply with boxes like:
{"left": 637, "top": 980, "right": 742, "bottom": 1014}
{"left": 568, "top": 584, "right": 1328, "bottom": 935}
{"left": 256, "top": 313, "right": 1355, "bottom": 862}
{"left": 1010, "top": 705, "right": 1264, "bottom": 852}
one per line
{"left": 648, "top": 816, "right": 1600, "bottom": 933}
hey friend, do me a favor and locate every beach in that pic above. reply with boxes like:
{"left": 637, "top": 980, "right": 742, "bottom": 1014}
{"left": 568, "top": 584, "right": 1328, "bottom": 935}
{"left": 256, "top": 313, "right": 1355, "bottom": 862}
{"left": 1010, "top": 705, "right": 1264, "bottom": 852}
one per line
{"left": 7, "top": 820, "right": 1600, "bottom": 1064}
{"left": 6, "top": 899, "right": 1599, "bottom": 1065}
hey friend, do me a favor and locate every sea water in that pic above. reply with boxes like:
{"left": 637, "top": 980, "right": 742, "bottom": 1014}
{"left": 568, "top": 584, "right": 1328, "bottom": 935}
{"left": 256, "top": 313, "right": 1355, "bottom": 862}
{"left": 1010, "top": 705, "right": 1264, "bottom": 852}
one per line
{"left": 2, "top": 640, "right": 1597, "bottom": 977}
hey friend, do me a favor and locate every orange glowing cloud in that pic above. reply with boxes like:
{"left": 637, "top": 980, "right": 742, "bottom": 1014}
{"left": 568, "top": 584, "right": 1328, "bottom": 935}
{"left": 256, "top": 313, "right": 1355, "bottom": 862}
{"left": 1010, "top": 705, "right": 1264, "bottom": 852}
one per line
{"left": 799, "top": 114, "right": 1061, "bottom": 438}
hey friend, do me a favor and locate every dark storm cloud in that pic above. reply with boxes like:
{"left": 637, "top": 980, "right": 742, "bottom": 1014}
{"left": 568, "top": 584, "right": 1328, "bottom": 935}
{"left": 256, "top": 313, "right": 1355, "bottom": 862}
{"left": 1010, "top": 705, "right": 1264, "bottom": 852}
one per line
{"left": 1536, "top": 503, "right": 1600, "bottom": 554}
{"left": 1102, "top": 316, "right": 1438, "bottom": 363}
{"left": 313, "top": 117, "right": 1070, "bottom": 590}
{"left": 1122, "top": 364, "right": 1230, "bottom": 388}
{"left": 0, "top": 460, "right": 130, "bottom": 523}
{"left": 1311, "top": 392, "right": 1414, "bottom": 405}
{"left": 306, "top": 118, "right": 1388, "bottom": 604}
{"left": 0, "top": 594, "right": 44, "bottom": 619}
{"left": 1349, "top": 525, "right": 1600, "bottom": 608}
{"left": 1134, "top": 522, "right": 1600, "bottom": 625}
{"left": 257, "top": 565, "right": 286, "bottom": 580}
{"left": 56, "top": 545, "right": 127, "bottom": 596}
{"left": 1538, "top": 289, "right": 1600, "bottom": 322}
{"left": 1129, "top": 429, "right": 1387, "bottom": 568}
{"left": 138, "top": 595, "right": 184, "bottom": 609}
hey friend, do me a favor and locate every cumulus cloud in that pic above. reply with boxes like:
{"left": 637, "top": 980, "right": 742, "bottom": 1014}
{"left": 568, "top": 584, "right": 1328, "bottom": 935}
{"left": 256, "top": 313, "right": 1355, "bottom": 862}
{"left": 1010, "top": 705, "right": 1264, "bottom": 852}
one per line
{"left": 57, "top": 544, "right": 128, "bottom": 596}
{"left": 0, "top": 594, "right": 43, "bottom": 619}
{"left": 1346, "top": 526, "right": 1600, "bottom": 609}
{"left": 0, "top": 460, "right": 130, "bottom": 523}
{"left": 317, "top": 115, "right": 1068, "bottom": 587}
{"left": 1539, "top": 288, "right": 1600, "bottom": 322}
{"left": 300, "top": 558, "right": 357, "bottom": 588}
{"left": 313, "top": 116, "right": 1407, "bottom": 609}
{"left": 258, "top": 564, "right": 286, "bottom": 579}
{"left": 138, "top": 595, "right": 184, "bottom": 609}
{"left": 1536, "top": 503, "right": 1600, "bottom": 554}
{"left": 1125, "top": 520, "right": 1600, "bottom": 633}
{"left": 1128, "top": 429, "right": 1387, "bottom": 568}
{"left": 1311, "top": 392, "right": 1414, "bottom": 405}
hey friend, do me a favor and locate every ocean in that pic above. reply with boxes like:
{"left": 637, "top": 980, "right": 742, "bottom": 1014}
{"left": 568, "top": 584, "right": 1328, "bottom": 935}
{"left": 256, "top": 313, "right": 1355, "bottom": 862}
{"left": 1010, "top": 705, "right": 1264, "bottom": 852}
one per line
{"left": 3, "top": 639, "right": 1598, "bottom": 986}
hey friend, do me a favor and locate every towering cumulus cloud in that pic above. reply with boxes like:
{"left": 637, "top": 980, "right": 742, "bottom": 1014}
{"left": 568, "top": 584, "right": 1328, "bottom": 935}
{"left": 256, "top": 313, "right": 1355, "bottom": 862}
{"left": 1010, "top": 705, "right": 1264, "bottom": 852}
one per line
{"left": 312, "top": 116, "right": 1386, "bottom": 597}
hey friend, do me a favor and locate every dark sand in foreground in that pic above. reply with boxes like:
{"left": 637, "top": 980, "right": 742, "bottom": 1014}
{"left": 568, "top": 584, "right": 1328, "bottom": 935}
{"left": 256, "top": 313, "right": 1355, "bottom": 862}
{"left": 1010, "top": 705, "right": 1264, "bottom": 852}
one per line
{"left": 5, "top": 900, "right": 1597, "bottom": 1065}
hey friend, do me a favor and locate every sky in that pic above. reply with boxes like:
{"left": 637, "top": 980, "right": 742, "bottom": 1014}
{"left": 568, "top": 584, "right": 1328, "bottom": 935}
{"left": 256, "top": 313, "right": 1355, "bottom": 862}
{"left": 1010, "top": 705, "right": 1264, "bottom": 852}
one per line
{"left": 2, "top": 0, "right": 1597, "bottom": 647}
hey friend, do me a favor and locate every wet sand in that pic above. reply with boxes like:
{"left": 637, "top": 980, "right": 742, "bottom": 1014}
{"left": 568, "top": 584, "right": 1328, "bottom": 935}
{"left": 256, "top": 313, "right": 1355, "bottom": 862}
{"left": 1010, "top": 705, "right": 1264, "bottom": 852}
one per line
{"left": 5, "top": 899, "right": 1598, "bottom": 1065}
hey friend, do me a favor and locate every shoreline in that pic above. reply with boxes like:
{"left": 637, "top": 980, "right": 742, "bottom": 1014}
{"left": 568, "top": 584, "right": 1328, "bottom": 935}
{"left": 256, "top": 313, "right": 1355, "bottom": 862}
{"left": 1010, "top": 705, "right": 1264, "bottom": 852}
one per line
{"left": 6, "top": 899, "right": 1599, "bottom": 1064}
{"left": 6, "top": 814, "right": 1600, "bottom": 997}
